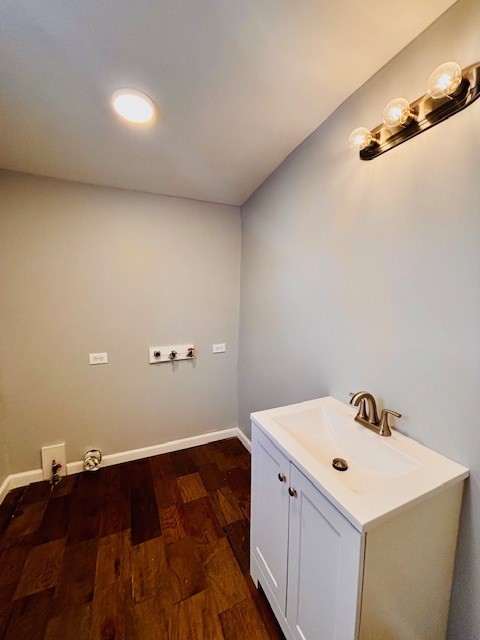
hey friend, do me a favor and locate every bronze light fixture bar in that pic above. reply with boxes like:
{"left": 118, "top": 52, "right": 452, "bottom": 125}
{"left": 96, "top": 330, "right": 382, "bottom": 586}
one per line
{"left": 351, "top": 61, "right": 480, "bottom": 161}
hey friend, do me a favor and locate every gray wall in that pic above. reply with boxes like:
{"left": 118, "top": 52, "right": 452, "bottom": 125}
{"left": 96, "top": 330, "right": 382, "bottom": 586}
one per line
{"left": 239, "top": 1, "right": 480, "bottom": 637}
{"left": 0, "top": 170, "right": 241, "bottom": 473}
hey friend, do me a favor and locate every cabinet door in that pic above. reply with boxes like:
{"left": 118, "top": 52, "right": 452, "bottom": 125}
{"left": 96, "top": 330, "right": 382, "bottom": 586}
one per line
{"left": 286, "top": 465, "right": 363, "bottom": 640}
{"left": 251, "top": 426, "right": 291, "bottom": 614}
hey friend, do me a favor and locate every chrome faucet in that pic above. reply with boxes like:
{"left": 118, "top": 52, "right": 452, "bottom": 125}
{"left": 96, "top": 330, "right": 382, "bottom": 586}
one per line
{"left": 349, "top": 391, "right": 401, "bottom": 437}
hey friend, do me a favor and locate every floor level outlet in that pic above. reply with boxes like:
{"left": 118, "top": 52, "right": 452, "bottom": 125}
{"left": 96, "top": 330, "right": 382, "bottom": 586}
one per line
{"left": 41, "top": 443, "right": 67, "bottom": 482}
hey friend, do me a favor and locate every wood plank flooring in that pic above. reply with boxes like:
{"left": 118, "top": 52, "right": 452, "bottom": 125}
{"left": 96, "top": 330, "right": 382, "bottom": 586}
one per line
{"left": 0, "top": 438, "right": 285, "bottom": 640}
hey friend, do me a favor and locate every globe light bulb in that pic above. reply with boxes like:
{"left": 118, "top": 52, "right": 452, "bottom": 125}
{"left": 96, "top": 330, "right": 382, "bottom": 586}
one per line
{"left": 382, "top": 97, "right": 414, "bottom": 128}
{"left": 349, "top": 127, "right": 375, "bottom": 151}
{"left": 427, "top": 61, "right": 463, "bottom": 99}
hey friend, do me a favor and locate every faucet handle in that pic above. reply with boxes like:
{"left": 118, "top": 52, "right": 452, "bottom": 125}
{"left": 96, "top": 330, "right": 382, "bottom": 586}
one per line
{"left": 378, "top": 408, "right": 401, "bottom": 437}
{"left": 384, "top": 409, "right": 401, "bottom": 418}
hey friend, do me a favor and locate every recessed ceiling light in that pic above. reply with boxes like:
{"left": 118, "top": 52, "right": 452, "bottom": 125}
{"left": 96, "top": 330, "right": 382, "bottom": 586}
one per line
{"left": 111, "top": 89, "right": 155, "bottom": 124}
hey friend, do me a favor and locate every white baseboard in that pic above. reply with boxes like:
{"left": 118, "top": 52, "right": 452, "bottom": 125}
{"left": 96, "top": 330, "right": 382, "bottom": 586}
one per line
{"left": 66, "top": 426, "right": 248, "bottom": 474}
{"left": 0, "top": 468, "right": 45, "bottom": 503}
{"left": 0, "top": 427, "right": 251, "bottom": 503}
{"left": 9, "top": 469, "right": 44, "bottom": 488}
{"left": 0, "top": 476, "right": 11, "bottom": 504}
{"left": 235, "top": 427, "right": 251, "bottom": 453}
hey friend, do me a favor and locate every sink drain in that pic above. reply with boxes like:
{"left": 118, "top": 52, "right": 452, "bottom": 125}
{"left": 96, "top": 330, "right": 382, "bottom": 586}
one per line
{"left": 332, "top": 457, "right": 348, "bottom": 472}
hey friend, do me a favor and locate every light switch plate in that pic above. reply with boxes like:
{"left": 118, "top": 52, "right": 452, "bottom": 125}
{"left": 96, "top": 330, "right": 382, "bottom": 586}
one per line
{"left": 212, "top": 343, "right": 226, "bottom": 353}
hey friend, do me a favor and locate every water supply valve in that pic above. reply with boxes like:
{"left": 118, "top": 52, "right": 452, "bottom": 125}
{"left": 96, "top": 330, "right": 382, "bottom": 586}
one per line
{"left": 51, "top": 459, "right": 62, "bottom": 485}
{"left": 148, "top": 344, "right": 195, "bottom": 363}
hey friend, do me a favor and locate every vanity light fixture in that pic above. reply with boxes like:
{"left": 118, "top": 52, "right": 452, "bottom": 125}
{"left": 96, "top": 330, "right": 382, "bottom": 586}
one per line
{"left": 350, "top": 60, "right": 480, "bottom": 160}
{"left": 111, "top": 88, "right": 155, "bottom": 124}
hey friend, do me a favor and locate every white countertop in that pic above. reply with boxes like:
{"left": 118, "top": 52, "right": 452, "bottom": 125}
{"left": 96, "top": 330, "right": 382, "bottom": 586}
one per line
{"left": 251, "top": 396, "right": 469, "bottom": 532}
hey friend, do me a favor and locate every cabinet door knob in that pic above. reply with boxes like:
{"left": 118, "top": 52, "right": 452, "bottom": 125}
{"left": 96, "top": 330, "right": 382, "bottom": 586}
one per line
{"left": 288, "top": 487, "right": 298, "bottom": 498}
{"left": 278, "top": 472, "right": 286, "bottom": 483}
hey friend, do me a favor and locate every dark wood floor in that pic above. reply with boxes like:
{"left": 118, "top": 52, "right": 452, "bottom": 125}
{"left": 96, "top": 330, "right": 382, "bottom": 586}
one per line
{"left": 0, "top": 438, "right": 285, "bottom": 640}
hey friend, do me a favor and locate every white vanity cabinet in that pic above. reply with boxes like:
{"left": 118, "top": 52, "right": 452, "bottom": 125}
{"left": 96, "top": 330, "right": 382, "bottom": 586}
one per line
{"left": 251, "top": 427, "right": 363, "bottom": 640}
{"left": 286, "top": 464, "right": 363, "bottom": 640}
{"left": 250, "top": 427, "right": 291, "bottom": 613}
{"left": 250, "top": 410, "right": 467, "bottom": 640}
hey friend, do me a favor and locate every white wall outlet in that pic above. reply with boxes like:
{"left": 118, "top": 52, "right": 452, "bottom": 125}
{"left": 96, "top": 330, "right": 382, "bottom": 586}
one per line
{"left": 149, "top": 344, "right": 195, "bottom": 364}
{"left": 212, "top": 343, "right": 226, "bottom": 353}
{"left": 89, "top": 352, "right": 108, "bottom": 365}
{"left": 41, "top": 443, "right": 67, "bottom": 481}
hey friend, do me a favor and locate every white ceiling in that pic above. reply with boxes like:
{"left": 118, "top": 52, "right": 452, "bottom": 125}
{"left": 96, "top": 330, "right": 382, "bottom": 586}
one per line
{"left": 0, "top": 0, "right": 455, "bottom": 205}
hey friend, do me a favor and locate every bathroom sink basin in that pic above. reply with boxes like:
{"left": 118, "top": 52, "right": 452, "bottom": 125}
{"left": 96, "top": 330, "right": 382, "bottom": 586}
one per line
{"left": 273, "top": 404, "right": 421, "bottom": 493}
{"left": 251, "top": 396, "right": 469, "bottom": 531}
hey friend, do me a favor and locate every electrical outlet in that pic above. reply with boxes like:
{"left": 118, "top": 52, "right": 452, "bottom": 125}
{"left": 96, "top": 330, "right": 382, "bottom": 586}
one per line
{"left": 212, "top": 343, "right": 226, "bottom": 353}
{"left": 89, "top": 352, "right": 108, "bottom": 365}
{"left": 41, "top": 443, "right": 67, "bottom": 481}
